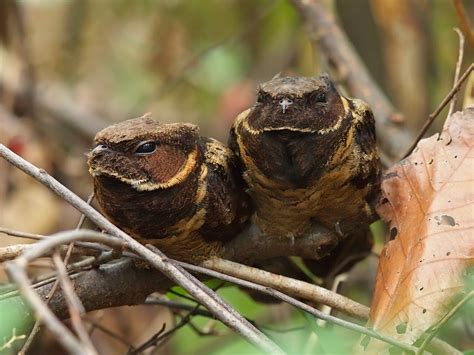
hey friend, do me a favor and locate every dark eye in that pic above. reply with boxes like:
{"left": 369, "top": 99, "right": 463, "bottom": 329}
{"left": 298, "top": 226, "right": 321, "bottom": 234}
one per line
{"left": 313, "top": 91, "right": 327, "bottom": 103}
{"left": 135, "top": 141, "right": 157, "bottom": 155}
{"left": 256, "top": 92, "right": 265, "bottom": 104}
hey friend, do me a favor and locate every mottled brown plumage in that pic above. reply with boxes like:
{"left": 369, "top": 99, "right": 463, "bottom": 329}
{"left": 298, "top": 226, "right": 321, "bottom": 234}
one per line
{"left": 229, "top": 74, "right": 381, "bottom": 241}
{"left": 87, "top": 114, "right": 250, "bottom": 262}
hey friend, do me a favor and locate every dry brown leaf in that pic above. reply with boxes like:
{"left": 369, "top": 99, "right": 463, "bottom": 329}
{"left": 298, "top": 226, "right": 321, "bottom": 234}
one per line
{"left": 368, "top": 108, "right": 474, "bottom": 349}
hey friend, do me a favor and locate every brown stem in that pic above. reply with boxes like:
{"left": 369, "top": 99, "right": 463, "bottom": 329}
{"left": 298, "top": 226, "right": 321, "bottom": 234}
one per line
{"left": 402, "top": 63, "right": 473, "bottom": 159}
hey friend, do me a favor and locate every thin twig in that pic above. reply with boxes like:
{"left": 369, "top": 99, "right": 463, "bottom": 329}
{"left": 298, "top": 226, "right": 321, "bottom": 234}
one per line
{"left": 145, "top": 297, "right": 215, "bottom": 318}
{"left": 3, "top": 231, "right": 133, "bottom": 355}
{"left": 6, "top": 261, "right": 87, "bottom": 355}
{"left": 52, "top": 252, "right": 97, "bottom": 354}
{"left": 0, "top": 247, "right": 129, "bottom": 302}
{"left": 2, "top": 230, "right": 125, "bottom": 299}
{"left": 146, "top": 297, "right": 306, "bottom": 334}
{"left": 23, "top": 194, "right": 98, "bottom": 355}
{"left": 201, "top": 258, "right": 369, "bottom": 320}
{"left": 0, "top": 243, "right": 99, "bottom": 262}
{"left": 0, "top": 227, "right": 126, "bottom": 255}
{"left": 448, "top": 28, "right": 465, "bottom": 117}
{"left": 0, "top": 144, "right": 281, "bottom": 354}
{"left": 5, "top": 230, "right": 125, "bottom": 261}
{"left": 83, "top": 317, "right": 135, "bottom": 349}
{"left": 128, "top": 323, "right": 167, "bottom": 354}
{"left": 175, "top": 259, "right": 418, "bottom": 353}
{"left": 136, "top": 306, "right": 200, "bottom": 353}
{"left": 417, "top": 291, "right": 473, "bottom": 354}
{"left": 0, "top": 227, "right": 47, "bottom": 241}
{"left": 0, "top": 329, "right": 26, "bottom": 352}
{"left": 402, "top": 63, "right": 473, "bottom": 159}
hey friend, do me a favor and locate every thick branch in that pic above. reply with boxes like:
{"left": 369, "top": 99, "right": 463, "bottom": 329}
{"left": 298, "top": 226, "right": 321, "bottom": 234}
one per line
{"left": 36, "top": 259, "right": 170, "bottom": 320}
{"left": 223, "top": 223, "right": 338, "bottom": 263}
{"left": 290, "top": 0, "right": 413, "bottom": 159}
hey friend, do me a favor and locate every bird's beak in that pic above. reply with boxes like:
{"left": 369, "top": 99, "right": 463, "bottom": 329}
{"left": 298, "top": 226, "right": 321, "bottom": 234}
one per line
{"left": 279, "top": 98, "right": 293, "bottom": 113}
{"left": 86, "top": 144, "right": 108, "bottom": 159}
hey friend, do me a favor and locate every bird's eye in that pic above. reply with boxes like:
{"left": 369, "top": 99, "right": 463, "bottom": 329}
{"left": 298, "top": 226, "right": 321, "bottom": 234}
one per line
{"left": 313, "top": 91, "right": 327, "bottom": 103}
{"left": 256, "top": 92, "right": 265, "bottom": 104}
{"left": 135, "top": 141, "right": 157, "bottom": 155}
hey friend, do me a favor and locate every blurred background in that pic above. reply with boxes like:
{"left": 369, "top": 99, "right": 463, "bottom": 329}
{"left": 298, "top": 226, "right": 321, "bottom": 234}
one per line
{"left": 0, "top": 0, "right": 472, "bottom": 353}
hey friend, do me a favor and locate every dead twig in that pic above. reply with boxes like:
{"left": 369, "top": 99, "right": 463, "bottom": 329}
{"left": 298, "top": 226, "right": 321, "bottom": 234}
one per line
{"left": 19, "top": 193, "right": 96, "bottom": 355}
{"left": 0, "top": 244, "right": 29, "bottom": 262}
{"left": 0, "top": 329, "right": 27, "bottom": 352}
{"left": 83, "top": 316, "right": 135, "bottom": 349}
{"left": 6, "top": 260, "right": 84, "bottom": 354}
{"left": 402, "top": 63, "right": 473, "bottom": 159}
{"left": 52, "top": 252, "right": 97, "bottom": 354}
{"left": 0, "top": 243, "right": 100, "bottom": 262}
{"left": 417, "top": 291, "right": 473, "bottom": 355}
{"left": 448, "top": 28, "right": 466, "bottom": 118}
{"left": 170, "top": 255, "right": 418, "bottom": 353}
{"left": 0, "top": 227, "right": 123, "bottom": 256}
{"left": 201, "top": 257, "right": 369, "bottom": 320}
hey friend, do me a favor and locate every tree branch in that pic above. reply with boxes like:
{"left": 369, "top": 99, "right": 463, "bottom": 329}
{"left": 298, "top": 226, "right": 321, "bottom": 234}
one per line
{"left": 201, "top": 258, "right": 369, "bottom": 320}
{"left": 223, "top": 223, "right": 338, "bottom": 263}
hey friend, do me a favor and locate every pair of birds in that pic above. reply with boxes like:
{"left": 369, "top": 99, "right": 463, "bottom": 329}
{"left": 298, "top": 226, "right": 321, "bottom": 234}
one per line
{"left": 87, "top": 75, "right": 381, "bottom": 274}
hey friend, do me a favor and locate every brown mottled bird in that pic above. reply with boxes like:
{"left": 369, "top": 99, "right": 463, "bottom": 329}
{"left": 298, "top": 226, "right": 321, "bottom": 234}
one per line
{"left": 87, "top": 114, "right": 250, "bottom": 262}
{"left": 229, "top": 75, "right": 381, "bottom": 274}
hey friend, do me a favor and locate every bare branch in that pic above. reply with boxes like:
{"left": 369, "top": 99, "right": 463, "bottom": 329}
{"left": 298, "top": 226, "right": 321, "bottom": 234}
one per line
{"left": 0, "top": 243, "right": 101, "bottom": 262}
{"left": 20, "top": 193, "right": 95, "bottom": 354}
{"left": 0, "top": 227, "right": 124, "bottom": 255}
{"left": 448, "top": 28, "right": 465, "bottom": 118}
{"left": 417, "top": 291, "right": 473, "bottom": 355}
{"left": 223, "top": 223, "right": 338, "bottom": 262}
{"left": 172, "top": 257, "right": 418, "bottom": 353}
{"left": 52, "top": 253, "right": 97, "bottom": 354}
{"left": 5, "top": 260, "right": 87, "bottom": 355}
{"left": 201, "top": 257, "right": 369, "bottom": 320}
{"left": 0, "top": 244, "right": 29, "bottom": 262}
{"left": 402, "top": 63, "right": 473, "bottom": 158}
{"left": 0, "top": 329, "right": 27, "bottom": 352}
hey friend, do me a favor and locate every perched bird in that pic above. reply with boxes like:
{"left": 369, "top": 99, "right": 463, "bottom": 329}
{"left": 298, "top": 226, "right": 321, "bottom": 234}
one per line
{"left": 229, "top": 75, "right": 381, "bottom": 270}
{"left": 87, "top": 114, "right": 250, "bottom": 262}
